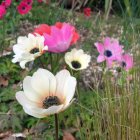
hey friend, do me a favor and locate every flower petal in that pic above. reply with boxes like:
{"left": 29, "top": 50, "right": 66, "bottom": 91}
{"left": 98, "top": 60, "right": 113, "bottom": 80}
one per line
{"left": 61, "top": 98, "right": 75, "bottom": 112}
{"left": 94, "top": 42, "right": 104, "bottom": 54}
{"left": 23, "top": 106, "right": 46, "bottom": 118}
{"left": 97, "top": 55, "right": 105, "bottom": 63}
{"left": 63, "top": 76, "right": 76, "bottom": 104}
{"left": 23, "top": 76, "right": 42, "bottom": 102}
{"left": 23, "top": 104, "right": 64, "bottom": 118}
{"left": 55, "top": 70, "right": 76, "bottom": 103}
{"left": 16, "top": 91, "right": 40, "bottom": 108}
{"left": 31, "top": 68, "right": 56, "bottom": 97}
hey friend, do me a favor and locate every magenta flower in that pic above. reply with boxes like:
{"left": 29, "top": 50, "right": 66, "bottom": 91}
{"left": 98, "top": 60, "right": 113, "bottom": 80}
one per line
{"left": 1, "top": 0, "right": 12, "bottom": 8}
{"left": 37, "top": 0, "right": 43, "bottom": 3}
{"left": 120, "top": 54, "right": 133, "bottom": 71}
{"left": 44, "top": 23, "right": 74, "bottom": 53}
{"left": 0, "top": 5, "right": 6, "bottom": 19}
{"left": 95, "top": 37, "right": 123, "bottom": 67}
{"left": 17, "top": 1, "right": 32, "bottom": 15}
{"left": 22, "top": 0, "right": 33, "bottom": 6}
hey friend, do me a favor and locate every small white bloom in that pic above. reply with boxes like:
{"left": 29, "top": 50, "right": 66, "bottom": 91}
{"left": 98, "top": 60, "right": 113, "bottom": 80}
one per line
{"left": 65, "top": 48, "right": 91, "bottom": 70}
{"left": 16, "top": 68, "right": 77, "bottom": 118}
{"left": 12, "top": 33, "right": 48, "bottom": 69}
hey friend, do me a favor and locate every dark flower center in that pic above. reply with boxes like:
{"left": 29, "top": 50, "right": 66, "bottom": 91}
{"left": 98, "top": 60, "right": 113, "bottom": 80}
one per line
{"left": 22, "top": 6, "right": 26, "bottom": 10}
{"left": 30, "top": 48, "right": 39, "bottom": 54}
{"left": 121, "top": 61, "right": 126, "bottom": 67}
{"left": 27, "top": 1, "right": 31, "bottom": 5}
{"left": 42, "top": 96, "right": 61, "bottom": 109}
{"left": 71, "top": 61, "right": 81, "bottom": 69}
{"left": 104, "top": 50, "right": 112, "bottom": 57}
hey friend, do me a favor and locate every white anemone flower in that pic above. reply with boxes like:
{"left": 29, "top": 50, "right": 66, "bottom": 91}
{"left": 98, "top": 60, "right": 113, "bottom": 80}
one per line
{"left": 16, "top": 68, "right": 77, "bottom": 118}
{"left": 65, "top": 48, "right": 91, "bottom": 70}
{"left": 12, "top": 33, "right": 48, "bottom": 69}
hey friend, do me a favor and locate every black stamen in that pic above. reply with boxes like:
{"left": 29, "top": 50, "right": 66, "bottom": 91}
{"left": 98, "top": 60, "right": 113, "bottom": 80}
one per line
{"left": 22, "top": 7, "right": 26, "bottom": 10}
{"left": 122, "top": 61, "right": 126, "bottom": 67}
{"left": 30, "top": 48, "right": 39, "bottom": 54}
{"left": 104, "top": 50, "right": 112, "bottom": 57}
{"left": 71, "top": 61, "right": 81, "bottom": 69}
{"left": 43, "top": 96, "right": 61, "bottom": 109}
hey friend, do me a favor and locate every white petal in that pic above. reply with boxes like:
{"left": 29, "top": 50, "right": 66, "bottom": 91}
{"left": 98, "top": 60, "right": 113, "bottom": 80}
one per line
{"left": 31, "top": 68, "right": 56, "bottom": 97}
{"left": 16, "top": 91, "right": 39, "bottom": 108}
{"left": 23, "top": 76, "right": 42, "bottom": 102}
{"left": 55, "top": 70, "right": 76, "bottom": 104}
{"left": 19, "top": 60, "right": 29, "bottom": 69}
{"left": 23, "top": 105, "right": 63, "bottom": 118}
{"left": 13, "top": 44, "right": 25, "bottom": 54}
{"left": 61, "top": 98, "right": 75, "bottom": 112}
{"left": 55, "top": 70, "right": 70, "bottom": 98}
{"left": 17, "top": 36, "right": 27, "bottom": 44}
{"left": 43, "top": 105, "right": 64, "bottom": 115}
{"left": 63, "top": 76, "right": 76, "bottom": 104}
{"left": 78, "top": 54, "right": 91, "bottom": 70}
{"left": 23, "top": 107, "right": 46, "bottom": 118}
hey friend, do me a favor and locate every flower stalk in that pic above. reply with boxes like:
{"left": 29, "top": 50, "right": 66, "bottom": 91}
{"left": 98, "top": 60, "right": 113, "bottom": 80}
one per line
{"left": 55, "top": 114, "right": 59, "bottom": 140}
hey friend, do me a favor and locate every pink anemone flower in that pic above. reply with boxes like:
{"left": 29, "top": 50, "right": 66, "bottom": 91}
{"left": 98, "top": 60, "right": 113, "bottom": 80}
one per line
{"left": 1, "top": 0, "right": 12, "bottom": 8}
{"left": 17, "top": 1, "right": 32, "bottom": 15}
{"left": 95, "top": 37, "right": 123, "bottom": 67}
{"left": 22, "top": 0, "right": 33, "bottom": 6}
{"left": 0, "top": 5, "right": 6, "bottom": 19}
{"left": 34, "top": 24, "right": 51, "bottom": 35}
{"left": 55, "top": 22, "right": 79, "bottom": 45}
{"left": 120, "top": 54, "right": 133, "bottom": 71}
{"left": 44, "top": 23, "right": 75, "bottom": 53}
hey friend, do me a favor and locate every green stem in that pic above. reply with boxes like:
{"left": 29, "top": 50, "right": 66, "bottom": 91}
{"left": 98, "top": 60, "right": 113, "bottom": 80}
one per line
{"left": 1, "top": 18, "right": 6, "bottom": 53}
{"left": 55, "top": 114, "right": 59, "bottom": 140}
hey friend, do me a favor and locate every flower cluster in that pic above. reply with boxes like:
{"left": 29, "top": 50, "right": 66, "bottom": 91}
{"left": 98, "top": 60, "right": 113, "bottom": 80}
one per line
{"left": 0, "top": 2, "right": 92, "bottom": 19}
{"left": 17, "top": 0, "right": 33, "bottom": 15}
{"left": 12, "top": 22, "right": 133, "bottom": 119}
{"left": 95, "top": 37, "right": 133, "bottom": 71}
{"left": 12, "top": 22, "right": 91, "bottom": 70}
{"left": 12, "top": 22, "right": 92, "bottom": 118}
{"left": 0, "top": 0, "right": 48, "bottom": 19}
{"left": 0, "top": 0, "right": 11, "bottom": 19}
{"left": 12, "top": 22, "right": 82, "bottom": 68}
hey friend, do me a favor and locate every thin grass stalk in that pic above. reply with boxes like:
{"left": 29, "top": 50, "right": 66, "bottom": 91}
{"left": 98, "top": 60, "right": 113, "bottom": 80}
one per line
{"left": 104, "top": 0, "right": 113, "bottom": 20}
{"left": 124, "top": 0, "right": 132, "bottom": 17}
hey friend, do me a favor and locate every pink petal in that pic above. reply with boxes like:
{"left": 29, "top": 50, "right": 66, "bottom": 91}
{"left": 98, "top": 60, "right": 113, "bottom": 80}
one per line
{"left": 44, "top": 34, "right": 56, "bottom": 47}
{"left": 51, "top": 26, "right": 63, "bottom": 42}
{"left": 97, "top": 55, "right": 105, "bottom": 63}
{"left": 104, "top": 37, "right": 111, "bottom": 47}
{"left": 106, "top": 60, "right": 114, "bottom": 68}
{"left": 122, "top": 54, "right": 133, "bottom": 70}
{"left": 95, "top": 42, "right": 104, "bottom": 53}
{"left": 61, "top": 24, "right": 73, "bottom": 42}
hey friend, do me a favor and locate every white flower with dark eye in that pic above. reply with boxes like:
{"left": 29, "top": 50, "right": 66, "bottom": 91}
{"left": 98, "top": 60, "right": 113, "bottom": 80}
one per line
{"left": 16, "top": 68, "right": 77, "bottom": 118}
{"left": 65, "top": 48, "right": 91, "bottom": 70}
{"left": 12, "top": 33, "right": 48, "bottom": 69}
